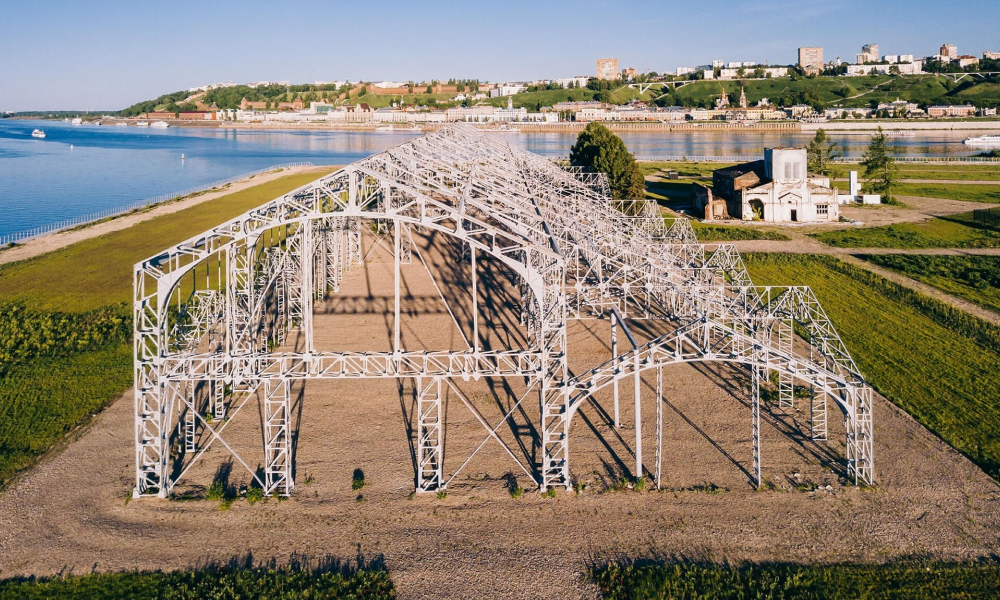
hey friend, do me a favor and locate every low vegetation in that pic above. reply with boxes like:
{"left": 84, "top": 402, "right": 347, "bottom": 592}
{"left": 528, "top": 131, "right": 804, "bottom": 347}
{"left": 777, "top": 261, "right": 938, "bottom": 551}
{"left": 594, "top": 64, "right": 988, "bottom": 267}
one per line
{"left": 745, "top": 253, "right": 1000, "bottom": 480}
{"left": 863, "top": 254, "right": 1000, "bottom": 314}
{"left": 894, "top": 182, "right": 1000, "bottom": 204}
{"left": 0, "top": 170, "right": 333, "bottom": 489}
{"left": 895, "top": 165, "right": 1000, "bottom": 182}
{"left": 592, "top": 560, "right": 1000, "bottom": 600}
{"left": 0, "top": 558, "right": 394, "bottom": 599}
{"left": 812, "top": 211, "right": 1000, "bottom": 249}
{"left": 690, "top": 221, "right": 790, "bottom": 243}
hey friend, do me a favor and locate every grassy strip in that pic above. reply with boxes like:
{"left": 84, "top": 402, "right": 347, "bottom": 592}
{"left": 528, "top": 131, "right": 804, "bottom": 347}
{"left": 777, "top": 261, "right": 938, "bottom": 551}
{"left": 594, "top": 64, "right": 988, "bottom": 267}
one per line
{"left": 0, "top": 559, "right": 394, "bottom": 599}
{"left": 863, "top": 254, "right": 1000, "bottom": 314}
{"left": 640, "top": 161, "right": 735, "bottom": 178}
{"left": 0, "top": 170, "right": 333, "bottom": 313}
{"left": 812, "top": 211, "right": 1000, "bottom": 249}
{"left": 745, "top": 253, "right": 1000, "bottom": 480}
{"left": 0, "top": 170, "right": 333, "bottom": 488}
{"left": 592, "top": 560, "right": 1000, "bottom": 600}
{"left": 895, "top": 168, "right": 1000, "bottom": 182}
{"left": 895, "top": 182, "right": 1000, "bottom": 204}
{"left": 691, "top": 221, "right": 790, "bottom": 242}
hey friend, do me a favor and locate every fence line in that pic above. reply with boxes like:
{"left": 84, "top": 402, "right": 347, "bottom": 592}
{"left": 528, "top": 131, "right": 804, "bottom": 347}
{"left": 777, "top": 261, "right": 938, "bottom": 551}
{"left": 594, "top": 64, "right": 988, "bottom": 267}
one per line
{"left": 0, "top": 162, "right": 314, "bottom": 247}
{"left": 973, "top": 207, "right": 1000, "bottom": 229}
{"left": 628, "top": 155, "right": 1000, "bottom": 164}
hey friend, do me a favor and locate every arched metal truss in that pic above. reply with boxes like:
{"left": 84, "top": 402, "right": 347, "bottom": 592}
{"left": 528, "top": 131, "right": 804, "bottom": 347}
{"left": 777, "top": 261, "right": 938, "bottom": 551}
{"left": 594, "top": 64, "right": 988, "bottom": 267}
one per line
{"left": 133, "top": 124, "right": 874, "bottom": 498}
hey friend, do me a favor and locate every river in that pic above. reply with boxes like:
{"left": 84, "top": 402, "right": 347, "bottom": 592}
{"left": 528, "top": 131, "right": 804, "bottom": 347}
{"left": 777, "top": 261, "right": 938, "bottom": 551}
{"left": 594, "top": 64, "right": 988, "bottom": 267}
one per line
{"left": 0, "top": 118, "right": 988, "bottom": 239}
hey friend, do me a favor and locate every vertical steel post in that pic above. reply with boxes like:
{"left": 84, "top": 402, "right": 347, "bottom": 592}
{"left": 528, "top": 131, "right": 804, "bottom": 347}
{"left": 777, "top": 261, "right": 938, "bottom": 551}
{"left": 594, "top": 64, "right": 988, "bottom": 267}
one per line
{"left": 655, "top": 364, "right": 663, "bottom": 490}
{"left": 611, "top": 311, "right": 620, "bottom": 428}
{"left": 752, "top": 363, "right": 762, "bottom": 488}
{"left": 634, "top": 351, "right": 642, "bottom": 480}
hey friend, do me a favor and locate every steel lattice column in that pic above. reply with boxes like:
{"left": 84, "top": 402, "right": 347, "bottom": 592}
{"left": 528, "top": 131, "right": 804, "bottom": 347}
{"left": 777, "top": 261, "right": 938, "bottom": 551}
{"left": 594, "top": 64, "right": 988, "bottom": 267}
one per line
{"left": 415, "top": 377, "right": 444, "bottom": 491}
{"left": 263, "top": 379, "right": 292, "bottom": 495}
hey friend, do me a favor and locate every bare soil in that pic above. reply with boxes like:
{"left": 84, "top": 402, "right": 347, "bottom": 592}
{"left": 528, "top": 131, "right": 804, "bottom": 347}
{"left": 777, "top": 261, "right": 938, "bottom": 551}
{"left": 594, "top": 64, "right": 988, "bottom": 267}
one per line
{"left": 1, "top": 230, "right": 999, "bottom": 600}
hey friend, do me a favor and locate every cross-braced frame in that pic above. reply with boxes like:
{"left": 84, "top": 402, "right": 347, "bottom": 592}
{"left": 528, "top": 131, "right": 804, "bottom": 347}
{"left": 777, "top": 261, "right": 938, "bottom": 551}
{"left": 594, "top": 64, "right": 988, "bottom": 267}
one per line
{"left": 133, "top": 124, "right": 874, "bottom": 498}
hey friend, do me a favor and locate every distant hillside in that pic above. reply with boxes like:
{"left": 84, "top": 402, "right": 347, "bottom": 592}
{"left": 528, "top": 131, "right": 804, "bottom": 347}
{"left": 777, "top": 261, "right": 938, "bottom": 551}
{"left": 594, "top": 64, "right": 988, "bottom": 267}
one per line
{"left": 661, "top": 74, "right": 1000, "bottom": 111}
{"left": 117, "top": 74, "right": 1000, "bottom": 115}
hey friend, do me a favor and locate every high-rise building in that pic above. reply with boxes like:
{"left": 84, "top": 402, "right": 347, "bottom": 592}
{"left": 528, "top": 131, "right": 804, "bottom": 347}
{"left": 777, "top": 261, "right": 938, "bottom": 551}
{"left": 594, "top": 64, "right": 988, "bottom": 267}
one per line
{"left": 798, "top": 47, "right": 824, "bottom": 73}
{"left": 596, "top": 58, "right": 618, "bottom": 80}
{"left": 856, "top": 43, "right": 879, "bottom": 64}
{"left": 940, "top": 44, "right": 958, "bottom": 59}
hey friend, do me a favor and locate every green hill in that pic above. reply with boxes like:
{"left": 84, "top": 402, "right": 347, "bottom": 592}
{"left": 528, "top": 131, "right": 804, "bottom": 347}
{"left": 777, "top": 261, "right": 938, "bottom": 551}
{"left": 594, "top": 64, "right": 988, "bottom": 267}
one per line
{"left": 664, "top": 74, "right": 1000, "bottom": 110}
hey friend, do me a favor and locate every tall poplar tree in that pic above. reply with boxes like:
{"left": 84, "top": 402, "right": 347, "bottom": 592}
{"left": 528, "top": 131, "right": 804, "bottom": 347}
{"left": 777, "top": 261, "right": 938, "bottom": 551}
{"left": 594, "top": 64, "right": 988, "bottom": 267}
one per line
{"left": 861, "top": 127, "right": 898, "bottom": 203}
{"left": 807, "top": 128, "right": 841, "bottom": 176}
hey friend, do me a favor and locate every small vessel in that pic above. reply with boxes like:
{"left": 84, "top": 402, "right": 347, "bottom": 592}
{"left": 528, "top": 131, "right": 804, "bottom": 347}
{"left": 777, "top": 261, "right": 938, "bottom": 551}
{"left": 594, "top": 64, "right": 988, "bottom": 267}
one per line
{"left": 115, "top": 122, "right": 128, "bottom": 127}
{"left": 71, "top": 118, "right": 83, "bottom": 125}
{"left": 374, "top": 124, "right": 421, "bottom": 132}
{"left": 883, "top": 130, "right": 915, "bottom": 137}
{"left": 31, "top": 129, "right": 46, "bottom": 139}
{"left": 150, "top": 121, "right": 169, "bottom": 129}
{"left": 136, "top": 121, "right": 149, "bottom": 128}
{"left": 964, "top": 134, "right": 1000, "bottom": 146}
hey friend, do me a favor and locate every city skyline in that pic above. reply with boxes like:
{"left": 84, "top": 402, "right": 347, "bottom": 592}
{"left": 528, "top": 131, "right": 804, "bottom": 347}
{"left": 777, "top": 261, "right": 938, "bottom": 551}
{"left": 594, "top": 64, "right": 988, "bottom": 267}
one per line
{"left": 1, "top": 0, "right": 998, "bottom": 111}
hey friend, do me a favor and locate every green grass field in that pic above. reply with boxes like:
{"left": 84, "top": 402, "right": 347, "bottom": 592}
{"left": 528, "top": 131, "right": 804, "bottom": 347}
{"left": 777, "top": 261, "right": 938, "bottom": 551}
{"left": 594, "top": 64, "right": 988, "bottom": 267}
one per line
{"left": 639, "top": 161, "right": 735, "bottom": 178}
{"left": 691, "top": 221, "right": 790, "bottom": 243}
{"left": 812, "top": 212, "right": 1000, "bottom": 249}
{"left": 863, "top": 254, "right": 1000, "bottom": 314}
{"left": 0, "top": 169, "right": 333, "bottom": 489}
{"left": 592, "top": 560, "right": 1000, "bottom": 600}
{"left": 895, "top": 182, "right": 1000, "bottom": 204}
{"left": 745, "top": 253, "right": 1000, "bottom": 480}
{"left": 896, "top": 165, "right": 1000, "bottom": 182}
{"left": 0, "top": 559, "right": 394, "bottom": 600}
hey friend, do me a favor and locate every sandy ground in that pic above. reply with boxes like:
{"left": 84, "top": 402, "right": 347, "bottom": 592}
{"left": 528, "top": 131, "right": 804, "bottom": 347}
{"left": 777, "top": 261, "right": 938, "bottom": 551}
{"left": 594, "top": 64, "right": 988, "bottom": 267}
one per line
{"left": 0, "top": 166, "right": 331, "bottom": 266}
{"left": 1, "top": 229, "right": 999, "bottom": 599}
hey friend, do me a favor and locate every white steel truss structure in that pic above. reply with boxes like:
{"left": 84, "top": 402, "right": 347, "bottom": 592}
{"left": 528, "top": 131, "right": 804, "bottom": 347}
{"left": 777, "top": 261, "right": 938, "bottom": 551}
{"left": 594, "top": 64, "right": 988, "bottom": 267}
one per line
{"left": 133, "top": 124, "right": 874, "bottom": 498}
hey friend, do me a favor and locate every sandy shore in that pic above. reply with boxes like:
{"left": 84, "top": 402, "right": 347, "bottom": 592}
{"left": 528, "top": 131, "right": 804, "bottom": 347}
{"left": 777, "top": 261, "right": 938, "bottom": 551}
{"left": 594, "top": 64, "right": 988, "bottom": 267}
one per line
{"left": 0, "top": 165, "right": 330, "bottom": 266}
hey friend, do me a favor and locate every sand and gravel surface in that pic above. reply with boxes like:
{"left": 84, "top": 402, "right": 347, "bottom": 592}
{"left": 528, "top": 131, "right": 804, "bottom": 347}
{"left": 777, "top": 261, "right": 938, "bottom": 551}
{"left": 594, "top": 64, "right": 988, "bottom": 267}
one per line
{"left": 1, "top": 230, "right": 999, "bottom": 600}
{"left": 0, "top": 165, "right": 330, "bottom": 266}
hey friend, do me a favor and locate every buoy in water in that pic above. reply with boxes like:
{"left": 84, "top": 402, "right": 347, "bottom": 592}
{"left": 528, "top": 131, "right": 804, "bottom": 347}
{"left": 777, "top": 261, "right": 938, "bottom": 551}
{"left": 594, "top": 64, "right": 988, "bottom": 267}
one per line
{"left": 181, "top": 153, "right": 185, "bottom": 160}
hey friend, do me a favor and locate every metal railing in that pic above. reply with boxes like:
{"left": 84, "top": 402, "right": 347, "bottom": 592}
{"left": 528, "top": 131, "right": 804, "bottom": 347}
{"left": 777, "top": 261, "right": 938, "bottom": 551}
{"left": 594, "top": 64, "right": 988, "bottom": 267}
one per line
{"left": 1, "top": 162, "right": 314, "bottom": 247}
{"left": 628, "top": 155, "right": 1000, "bottom": 164}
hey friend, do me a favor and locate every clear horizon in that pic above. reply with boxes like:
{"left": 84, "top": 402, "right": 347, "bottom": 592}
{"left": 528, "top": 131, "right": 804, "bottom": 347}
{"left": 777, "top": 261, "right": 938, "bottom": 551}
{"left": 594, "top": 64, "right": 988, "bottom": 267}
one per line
{"left": 1, "top": 0, "right": 998, "bottom": 112}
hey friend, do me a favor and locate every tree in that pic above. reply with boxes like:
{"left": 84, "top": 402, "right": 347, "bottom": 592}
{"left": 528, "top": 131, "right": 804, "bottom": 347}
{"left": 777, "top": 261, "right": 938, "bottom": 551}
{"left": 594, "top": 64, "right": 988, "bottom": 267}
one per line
{"left": 807, "top": 128, "right": 841, "bottom": 176}
{"left": 569, "top": 122, "right": 645, "bottom": 211}
{"left": 594, "top": 90, "right": 612, "bottom": 104}
{"left": 426, "top": 85, "right": 433, "bottom": 94}
{"left": 861, "top": 127, "right": 898, "bottom": 203}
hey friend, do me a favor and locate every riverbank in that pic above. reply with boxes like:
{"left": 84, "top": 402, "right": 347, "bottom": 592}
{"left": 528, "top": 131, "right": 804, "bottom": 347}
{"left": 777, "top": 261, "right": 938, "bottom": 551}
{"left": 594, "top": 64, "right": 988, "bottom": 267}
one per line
{"left": 0, "top": 165, "right": 330, "bottom": 266}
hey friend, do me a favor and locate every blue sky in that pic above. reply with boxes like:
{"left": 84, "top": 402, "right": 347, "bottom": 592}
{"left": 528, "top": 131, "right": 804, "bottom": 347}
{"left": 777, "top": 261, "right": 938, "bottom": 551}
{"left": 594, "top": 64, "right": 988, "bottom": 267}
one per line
{"left": 1, "top": 0, "right": 997, "bottom": 111}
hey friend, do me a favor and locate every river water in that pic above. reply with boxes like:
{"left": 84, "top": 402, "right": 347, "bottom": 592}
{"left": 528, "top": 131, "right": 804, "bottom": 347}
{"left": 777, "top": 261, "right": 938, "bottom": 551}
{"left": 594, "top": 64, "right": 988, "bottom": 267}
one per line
{"left": 0, "top": 119, "right": 987, "bottom": 239}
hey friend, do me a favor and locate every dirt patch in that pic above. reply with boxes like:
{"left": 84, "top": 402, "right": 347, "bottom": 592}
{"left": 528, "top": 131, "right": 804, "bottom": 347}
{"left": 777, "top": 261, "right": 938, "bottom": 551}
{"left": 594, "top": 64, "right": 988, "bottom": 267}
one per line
{"left": 1, "top": 230, "right": 998, "bottom": 600}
